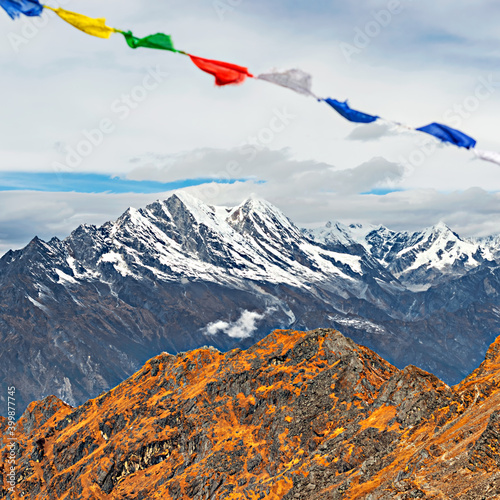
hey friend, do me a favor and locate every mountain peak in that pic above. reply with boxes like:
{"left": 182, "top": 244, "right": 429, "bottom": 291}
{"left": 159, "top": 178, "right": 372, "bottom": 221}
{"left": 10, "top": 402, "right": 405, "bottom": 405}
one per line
{"left": 158, "top": 191, "right": 230, "bottom": 233}
{"left": 169, "top": 190, "right": 208, "bottom": 208}
{"left": 306, "top": 221, "right": 384, "bottom": 251}
{"left": 230, "top": 196, "right": 286, "bottom": 218}
{"left": 165, "top": 191, "right": 216, "bottom": 216}
{"left": 27, "top": 235, "right": 46, "bottom": 248}
{"left": 240, "top": 196, "right": 276, "bottom": 210}
{"left": 434, "top": 220, "right": 450, "bottom": 230}
{"left": 427, "top": 220, "right": 455, "bottom": 236}
{"left": 227, "top": 196, "right": 299, "bottom": 239}
{"left": 7, "top": 329, "right": 500, "bottom": 499}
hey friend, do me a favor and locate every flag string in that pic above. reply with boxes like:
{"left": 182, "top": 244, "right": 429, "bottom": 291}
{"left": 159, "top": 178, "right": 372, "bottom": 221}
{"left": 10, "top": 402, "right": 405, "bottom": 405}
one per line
{"left": 2, "top": 0, "right": 499, "bottom": 166}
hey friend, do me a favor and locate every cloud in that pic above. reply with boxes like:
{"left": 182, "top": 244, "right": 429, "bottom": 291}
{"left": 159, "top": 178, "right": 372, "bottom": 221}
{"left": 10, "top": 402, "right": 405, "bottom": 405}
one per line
{"left": 126, "top": 147, "right": 406, "bottom": 195}
{"left": 126, "top": 147, "right": 333, "bottom": 185}
{"left": 346, "top": 122, "right": 399, "bottom": 142}
{"left": 204, "top": 310, "right": 266, "bottom": 339}
{"left": 328, "top": 157, "right": 406, "bottom": 194}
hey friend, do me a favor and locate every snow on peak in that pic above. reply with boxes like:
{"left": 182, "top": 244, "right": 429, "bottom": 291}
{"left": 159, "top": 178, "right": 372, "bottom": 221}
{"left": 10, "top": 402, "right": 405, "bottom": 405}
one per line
{"left": 304, "top": 216, "right": 493, "bottom": 286}
{"left": 240, "top": 197, "right": 277, "bottom": 212}
{"left": 382, "top": 222, "right": 485, "bottom": 276}
{"left": 227, "top": 197, "right": 299, "bottom": 236}
{"left": 348, "top": 223, "right": 385, "bottom": 244}
{"left": 307, "top": 221, "right": 383, "bottom": 250}
{"left": 173, "top": 192, "right": 236, "bottom": 223}
{"left": 424, "top": 221, "right": 456, "bottom": 238}
{"left": 433, "top": 221, "right": 451, "bottom": 231}
{"left": 170, "top": 190, "right": 209, "bottom": 209}
{"left": 230, "top": 197, "right": 286, "bottom": 219}
{"left": 307, "top": 221, "right": 353, "bottom": 246}
{"left": 154, "top": 192, "right": 234, "bottom": 237}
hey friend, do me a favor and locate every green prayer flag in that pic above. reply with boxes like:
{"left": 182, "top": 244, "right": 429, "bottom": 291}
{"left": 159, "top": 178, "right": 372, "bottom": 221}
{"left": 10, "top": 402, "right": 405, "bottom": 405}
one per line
{"left": 121, "top": 30, "right": 177, "bottom": 52}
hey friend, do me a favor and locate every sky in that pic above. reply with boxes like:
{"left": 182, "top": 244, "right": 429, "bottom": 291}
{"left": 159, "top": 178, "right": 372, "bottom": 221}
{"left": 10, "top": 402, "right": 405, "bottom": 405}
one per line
{"left": 2, "top": 0, "right": 500, "bottom": 255}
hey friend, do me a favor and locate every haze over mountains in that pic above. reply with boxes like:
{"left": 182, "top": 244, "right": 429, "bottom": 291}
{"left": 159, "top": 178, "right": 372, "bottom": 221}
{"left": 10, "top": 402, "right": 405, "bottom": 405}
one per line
{"left": 2, "top": 192, "right": 500, "bottom": 416}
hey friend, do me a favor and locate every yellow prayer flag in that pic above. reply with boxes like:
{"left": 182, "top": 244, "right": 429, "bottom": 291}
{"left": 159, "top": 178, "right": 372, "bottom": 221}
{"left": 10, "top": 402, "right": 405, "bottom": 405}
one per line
{"left": 44, "top": 6, "right": 116, "bottom": 39}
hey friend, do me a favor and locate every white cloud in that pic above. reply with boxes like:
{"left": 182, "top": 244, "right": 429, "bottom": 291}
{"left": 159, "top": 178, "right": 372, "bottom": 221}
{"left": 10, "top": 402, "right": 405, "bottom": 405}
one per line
{"left": 346, "top": 122, "right": 400, "bottom": 142}
{"left": 204, "top": 310, "right": 265, "bottom": 339}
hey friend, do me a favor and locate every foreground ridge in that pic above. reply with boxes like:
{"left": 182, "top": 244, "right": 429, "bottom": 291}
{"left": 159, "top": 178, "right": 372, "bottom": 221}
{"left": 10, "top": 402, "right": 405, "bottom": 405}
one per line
{"left": 1, "top": 328, "right": 500, "bottom": 499}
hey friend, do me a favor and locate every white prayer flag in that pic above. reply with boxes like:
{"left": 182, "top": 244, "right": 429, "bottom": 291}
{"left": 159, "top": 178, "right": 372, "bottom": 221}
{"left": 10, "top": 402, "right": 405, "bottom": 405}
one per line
{"left": 473, "top": 148, "right": 500, "bottom": 167}
{"left": 257, "top": 68, "right": 316, "bottom": 97}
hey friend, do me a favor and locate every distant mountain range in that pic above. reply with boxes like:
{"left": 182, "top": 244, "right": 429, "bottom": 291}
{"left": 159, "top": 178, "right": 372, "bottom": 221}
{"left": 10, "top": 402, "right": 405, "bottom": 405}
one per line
{"left": 2, "top": 192, "right": 500, "bottom": 416}
{"left": 3, "top": 328, "right": 500, "bottom": 498}
{"left": 307, "top": 219, "right": 499, "bottom": 291}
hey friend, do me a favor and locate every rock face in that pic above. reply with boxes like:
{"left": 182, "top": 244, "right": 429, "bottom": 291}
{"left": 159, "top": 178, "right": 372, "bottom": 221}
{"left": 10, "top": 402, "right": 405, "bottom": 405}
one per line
{"left": 3, "top": 192, "right": 500, "bottom": 416}
{"left": 2, "top": 328, "right": 500, "bottom": 499}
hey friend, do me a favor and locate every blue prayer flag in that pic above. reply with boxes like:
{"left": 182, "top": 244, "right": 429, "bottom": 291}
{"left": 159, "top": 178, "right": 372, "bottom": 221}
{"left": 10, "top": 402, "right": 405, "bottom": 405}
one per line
{"left": 0, "top": 0, "right": 43, "bottom": 19}
{"left": 323, "top": 98, "right": 378, "bottom": 124}
{"left": 415, "top": 122, "right": 476, "bottom": 149}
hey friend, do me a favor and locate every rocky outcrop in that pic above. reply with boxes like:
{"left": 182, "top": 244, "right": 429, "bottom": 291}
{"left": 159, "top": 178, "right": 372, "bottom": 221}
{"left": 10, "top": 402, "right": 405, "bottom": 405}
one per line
{"left": 1, "top": 328, "right": 500, "bottom": 499}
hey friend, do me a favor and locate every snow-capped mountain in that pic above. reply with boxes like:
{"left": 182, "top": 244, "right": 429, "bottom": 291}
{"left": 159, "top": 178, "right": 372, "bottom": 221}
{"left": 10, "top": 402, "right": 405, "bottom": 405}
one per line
{"left": 49, "top": 193, "right": 395, "bottom": 292}
{"left": 308, "top": 220, "right": 495, "bottom": 290}
{"left": 2, "top": 192, "right": 500, "bottom": 416}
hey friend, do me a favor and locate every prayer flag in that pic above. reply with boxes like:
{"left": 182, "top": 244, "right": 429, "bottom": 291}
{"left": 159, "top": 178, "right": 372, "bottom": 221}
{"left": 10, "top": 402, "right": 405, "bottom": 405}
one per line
{"left": 189, "top": 55, "right": 252, "bottom": 86}
{"left": 257, "top": 68, "right": 316, "bottom": 97}
{"left": 0, "top": 1, "right": 496, "bottom": 166}
{"left": 44, "top": 6, "right": 115, "bottom": 39}
{"left": 323, "top": 98, "right": 378, "bottom": 124}
{"left": 416, "top": 122, "right": 476, "bottom": 149}
{"left": 120, "top": 31, "right": 177, "bottom": 52}
{"left": 473, "top": 149, "right": 500, "bottom": 167}
{"left": 0, "top": 0, "right": 42, "bottom": 19}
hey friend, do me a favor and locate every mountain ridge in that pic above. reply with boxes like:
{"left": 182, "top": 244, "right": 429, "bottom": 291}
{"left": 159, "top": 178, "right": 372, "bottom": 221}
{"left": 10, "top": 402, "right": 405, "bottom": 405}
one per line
{"left": 307, "top": 217, "right": 497, "bottom": 290}
{"left": 2, "top": 192, "right": 500, "bottom": 416}
{"left": 2, "top": 328, "right": 499, "bottom": 499}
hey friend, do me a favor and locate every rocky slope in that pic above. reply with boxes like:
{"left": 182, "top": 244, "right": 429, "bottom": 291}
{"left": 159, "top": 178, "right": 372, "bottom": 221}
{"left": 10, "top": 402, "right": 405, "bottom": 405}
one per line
{"left": 2, "top": 192, "right": 500, "bottom": 416}
{"left": 1, "top": 328, "right": 500, "bottom": 499}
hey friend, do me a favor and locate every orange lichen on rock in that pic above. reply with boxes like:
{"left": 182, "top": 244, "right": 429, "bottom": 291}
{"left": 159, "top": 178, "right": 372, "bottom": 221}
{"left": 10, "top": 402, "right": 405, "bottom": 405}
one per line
{"left": 357, "top": 404, "right": 399, "bottom": 432}
{"left": 1, "top": 328, "right": 500, "bottom": 499}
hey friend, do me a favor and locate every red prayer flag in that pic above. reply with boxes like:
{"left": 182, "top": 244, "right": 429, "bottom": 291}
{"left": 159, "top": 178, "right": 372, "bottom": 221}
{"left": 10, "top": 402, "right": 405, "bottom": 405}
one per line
{"left": 189, "top": 54, "right": 253, "bottom": 86}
